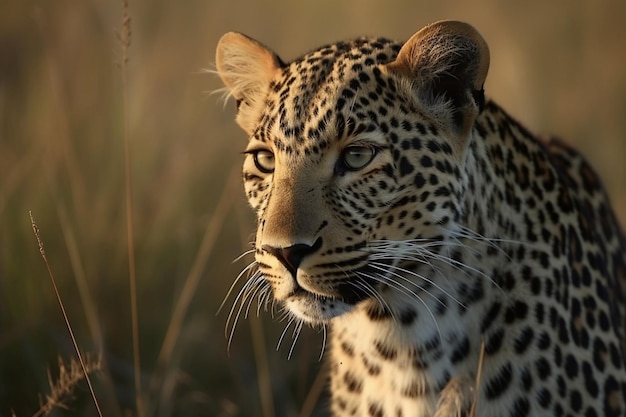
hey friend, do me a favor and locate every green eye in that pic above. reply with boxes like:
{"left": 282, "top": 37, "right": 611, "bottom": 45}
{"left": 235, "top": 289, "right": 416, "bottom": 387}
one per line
{"left": 341, "top": 146, "right": 376, "bottom": 171}
{"left": 252, "top": 150, "right": 275, "bottom": 173}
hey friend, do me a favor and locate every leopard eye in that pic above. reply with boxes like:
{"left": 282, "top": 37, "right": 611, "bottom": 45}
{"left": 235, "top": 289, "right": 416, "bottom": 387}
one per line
{"left": 341, "top": 146, "right": 376, "bottom": 171}
{"left": 252, "top": 150, "right": 275, "bottom": 173}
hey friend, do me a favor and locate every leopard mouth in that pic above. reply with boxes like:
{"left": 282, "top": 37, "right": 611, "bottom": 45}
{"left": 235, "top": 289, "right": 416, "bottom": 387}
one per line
{"left": 289, "top": 279, "right": 373, "bottom": 303}
{"left": 282, "top": 270, "right": 377, "bottom": 323}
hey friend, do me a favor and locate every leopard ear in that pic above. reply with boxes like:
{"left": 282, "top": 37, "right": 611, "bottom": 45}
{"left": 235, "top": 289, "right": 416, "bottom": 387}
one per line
{"left": 216, "top": 32, "right": 283, "bottom": 134}
{"left": 386, "top": 21, "right": 490, "bottom": 137}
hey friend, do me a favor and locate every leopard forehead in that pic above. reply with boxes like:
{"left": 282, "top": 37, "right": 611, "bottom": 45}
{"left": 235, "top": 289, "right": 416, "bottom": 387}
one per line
{"left": 253, "top": 37, "right": 404, "bottom": 152}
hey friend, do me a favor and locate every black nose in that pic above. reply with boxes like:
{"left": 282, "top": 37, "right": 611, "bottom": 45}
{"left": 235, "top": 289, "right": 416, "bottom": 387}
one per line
{"left": 262, "top": 237, "right": 323, "bottom": 277}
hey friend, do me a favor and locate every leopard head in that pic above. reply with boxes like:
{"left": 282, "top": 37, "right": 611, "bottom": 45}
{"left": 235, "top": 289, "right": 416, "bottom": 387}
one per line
{"left": 216, "top": 21, "right": 489, "bottom": 324}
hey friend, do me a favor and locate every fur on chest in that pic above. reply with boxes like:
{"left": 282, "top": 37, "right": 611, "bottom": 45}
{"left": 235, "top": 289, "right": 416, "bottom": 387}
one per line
{"left": 327, "top": 300, "right": 482, "bottom": 417}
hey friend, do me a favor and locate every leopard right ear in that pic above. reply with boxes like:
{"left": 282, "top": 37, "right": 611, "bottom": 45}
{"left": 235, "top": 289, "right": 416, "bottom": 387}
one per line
{"left": 386, "top": 21, "right": 490, "bottom": 140}
{"left": 216, "top": 33, "right": 283, "bottom": 134}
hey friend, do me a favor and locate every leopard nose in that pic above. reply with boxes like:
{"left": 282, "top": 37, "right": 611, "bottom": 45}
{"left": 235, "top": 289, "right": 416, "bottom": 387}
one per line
{"left": 262, "top": 237, "right": 323, "bottom": 277}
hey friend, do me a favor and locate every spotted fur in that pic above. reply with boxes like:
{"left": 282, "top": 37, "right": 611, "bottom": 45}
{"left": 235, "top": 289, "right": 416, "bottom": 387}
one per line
{"left": 216, "top": 20, "right": 626, "bottom": 417}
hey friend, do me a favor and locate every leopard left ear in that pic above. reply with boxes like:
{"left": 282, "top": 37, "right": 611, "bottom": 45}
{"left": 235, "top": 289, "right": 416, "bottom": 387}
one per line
{"left": 216, "top": 32, "right": 283, "bottom": 135}
{"left": 386, "top": 21, "right": 490, "bottom": 138}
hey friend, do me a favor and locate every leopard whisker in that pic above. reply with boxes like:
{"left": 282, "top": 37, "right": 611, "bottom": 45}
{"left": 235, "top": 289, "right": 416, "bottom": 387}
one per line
{"left": 226, "top": 271, "right": 264, "bottom": 347}
{"left": 277, "top": 314, "right": 306, "bottom": 359}
{"left": 337, "top": 263, "right": 395, "bottom": 318}
{"left": 243, "top": 276, "right": 268, "bottom": 319}
{"left": 455, "top": 224, "right": 529, "bottom": 248}
{"left": 370, "top": 261, "right": 465, "bottom": 309}
{"left": 369, "top": 239, "right": 502, "bottom": 292}
{"left": 277, "top": 315, "right": 297, "bottom": 352}
{"left": 420, "top": 247, "right": 495, "bottom": 285}
{"left": 218, "top": 258, "right": 259, "bottom": 314}
{"left": 287, "top": 319, "right": 304, "bottom": 360}
{"left": 231, "top": 247, "right": 256, "bottom": 263}
{"left": 256, "top": 284, "right": 273, "bottom": 317}
{"left": 426, "top": 243, "right": 505, "bottom": 293}
{"left": 365, "top": 270, "right": 443, "bottom": 341}
{"left": 319, "top": 323, "right": 328, "bottom": 362}
{"left": 352, "top": 274, "right": 396, "bottom": 320}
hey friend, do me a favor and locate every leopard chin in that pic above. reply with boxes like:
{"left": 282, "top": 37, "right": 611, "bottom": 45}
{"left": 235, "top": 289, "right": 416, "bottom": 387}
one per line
{"left": 284, "top": 291, "right": 355, "bottom": 324}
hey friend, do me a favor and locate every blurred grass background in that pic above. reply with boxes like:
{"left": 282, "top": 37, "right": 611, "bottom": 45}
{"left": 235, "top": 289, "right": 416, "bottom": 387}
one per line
{"left": 0, "top": 0, "right": 624, "bottom": 416}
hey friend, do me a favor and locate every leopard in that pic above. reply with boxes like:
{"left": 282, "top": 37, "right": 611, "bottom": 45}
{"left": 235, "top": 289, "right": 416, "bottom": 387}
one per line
{"left": 215, "top": 20, "right": 626, "bottom": 417}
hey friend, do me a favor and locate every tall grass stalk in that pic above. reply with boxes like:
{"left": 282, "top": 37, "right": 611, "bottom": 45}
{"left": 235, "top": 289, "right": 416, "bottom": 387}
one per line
{"left": 149, "top": 167, "right": 240, "bottom": 411}
{"left": 298, "top": 362, "right": 328, "bottom": 417}
{"left": 249, "top": 316, "right": 276, "bottom": 417}
{"left": 29, "top": 212, "right": 103, "bottom": 417}
{"left": 118, "top": 1, "right": 144, "bottom": 416}
{"left": 468, "top": 339, "right": 485, "bottom": 417}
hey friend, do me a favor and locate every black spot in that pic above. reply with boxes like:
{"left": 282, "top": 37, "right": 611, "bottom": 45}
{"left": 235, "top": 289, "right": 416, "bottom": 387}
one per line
{"left": 335, "top": 396, "right": 347, "bottom": 412}
{"left": 553, "top": 345, "right": 563, "bottom": 367}
{"left": 343, "top": 371, "right": 362, "bottom": 393}
{"left": 368, "top": 401, "right": 384, "bottom": 417}
{"left": 535, "top": 303, "right": 545, "bottom": 324}
{"left": 341, "top": 341, "right": 355, "bottom": 357}
{"left": 565, "top": 354, "right": 579, "bottom": 379}
{"left": 609, "top": 342, "right": 623, "bottom": 368}
{"left": 530, "top": 277, "right": 542, "bottom": 295}
{"left": 399, "top": 157, "right": 414, "bottom": 176}
{"left": 434, "top": 186, "right": 450, "bottom": 197}
{"left": 556, "top": 374, "right": 566, "bottom": 397}
{"left": 598, "top": 310, "right": 610, "bottom": 331}
{"left": 553, "top": 403, "right": 564, "bottom": 417}
{"left": 399, "top": 309, "right": 417, "bottom": 325}
{"left": 366, "top": 304, "right": 393, "bottom": 321}
{"left": 362, "top": 356, "right": 381, "bottom": 376}
{"left": 535, "top": 357, "right": 551, "bottom": 380}
{"left": 557, "top": 317, "right": 569, "bottom": 344}
{"left": 504, "top": 300, "right": 529, "bottom": 324}
{"left": 450, "top": 336, "right": 470, "bottom": 364}
{"left": 420, "top": 155, "right": 433, "bottom": 168}
{"left": 536, "top": 331, "right": 551, "bottom": 351}
{"left": 401, "top": 381, "right": 427, "bottom": 398}
{"left": 510, "top": 397, "right": 530, "bottom": 417}
{"left": 481, "top": 302, "right": 502, "bottom": 332}
{"left": 484, "top": 328, "right": 505, "bottom": 355}
{"left": 427, "top": 140, "right": 442, "bottom": 153}
{"left": 570, "top": 389, "right": 583, "bottom": 413}
{"left": 603, "top": 376, "right": 622, "bottom": 416}
{"left": 536, "top": 387, "right": 552, "bottom": 408}
{"left": 412, "top": 356, "right": 428, "bottom": 370}
{"left": 485, "top": 361, "right": 513, "bottom": 399}
{"left": 514, "top": 327, "right": 534, "bottom": 354}
{"left": 374, "top": 340, "right": 397, "bottom": 360}
{"left": 520, "top": 366, "right": 532, "bottom": 391}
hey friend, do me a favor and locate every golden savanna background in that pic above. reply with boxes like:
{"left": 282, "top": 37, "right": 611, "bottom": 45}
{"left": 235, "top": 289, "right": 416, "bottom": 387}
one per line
{"left": 1, "top": 0, "right": 625, "bottom": 416}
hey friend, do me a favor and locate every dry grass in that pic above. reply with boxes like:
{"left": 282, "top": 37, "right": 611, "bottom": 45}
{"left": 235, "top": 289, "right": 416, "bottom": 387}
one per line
{"left": 29, "top": 211, "right": 103, "bottom": 416}
{"left": 32, "top": 355, "right": 102, "bottom": 417}
{"left": 117, "top": 1, "right": 144, "bottom": 416}
{"left": 1, "top": 0, "right": 625, "bottom": 416}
